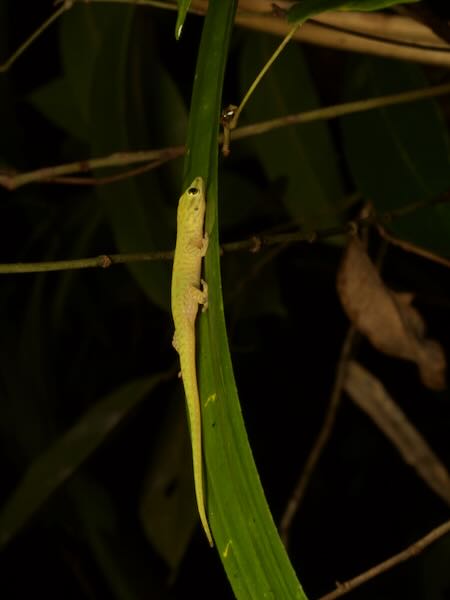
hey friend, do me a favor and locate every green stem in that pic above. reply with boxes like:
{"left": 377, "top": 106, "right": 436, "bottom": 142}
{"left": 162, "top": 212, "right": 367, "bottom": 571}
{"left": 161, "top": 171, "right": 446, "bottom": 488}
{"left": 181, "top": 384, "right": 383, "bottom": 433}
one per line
{"left": 230, "top": 24, "right": 300, "bottom": 129}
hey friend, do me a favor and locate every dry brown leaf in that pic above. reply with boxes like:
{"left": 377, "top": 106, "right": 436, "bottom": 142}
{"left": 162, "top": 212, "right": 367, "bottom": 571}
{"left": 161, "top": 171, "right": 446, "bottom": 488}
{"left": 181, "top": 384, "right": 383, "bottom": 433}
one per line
{"left": 345, "top": 361, "right": 450, "bottom": 507}
{"left": 337, "top": 235, "right": 447, "bottom": 390}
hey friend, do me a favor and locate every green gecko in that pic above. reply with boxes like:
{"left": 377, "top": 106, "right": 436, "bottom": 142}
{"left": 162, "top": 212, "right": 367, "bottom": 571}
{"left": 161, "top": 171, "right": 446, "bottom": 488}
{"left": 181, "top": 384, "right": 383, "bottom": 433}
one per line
{"left": 171, "top": 176, "right": 213, "bottom": 547}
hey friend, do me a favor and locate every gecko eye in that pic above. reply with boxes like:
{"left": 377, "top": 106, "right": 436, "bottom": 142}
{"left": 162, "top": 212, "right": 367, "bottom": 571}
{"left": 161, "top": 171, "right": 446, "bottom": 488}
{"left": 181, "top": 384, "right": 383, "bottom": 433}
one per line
{"left": 187, "top": 187, "right": 198, "bottom": 195}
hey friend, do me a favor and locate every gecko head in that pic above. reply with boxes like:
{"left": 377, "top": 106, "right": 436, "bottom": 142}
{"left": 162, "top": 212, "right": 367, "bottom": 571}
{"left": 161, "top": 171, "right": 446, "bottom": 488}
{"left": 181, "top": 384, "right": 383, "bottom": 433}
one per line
{"left": 178, "top": 177, "right": 206, "bottom": 227}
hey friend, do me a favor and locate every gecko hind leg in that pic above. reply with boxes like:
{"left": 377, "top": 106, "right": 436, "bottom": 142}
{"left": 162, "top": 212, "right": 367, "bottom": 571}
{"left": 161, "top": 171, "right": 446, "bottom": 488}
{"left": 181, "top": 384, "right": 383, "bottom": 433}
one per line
{"left": 189, "top": 280, "right": 208, "bottom": 313}
{"left": 200, "top": 279, "right": 208, "bottom": 312}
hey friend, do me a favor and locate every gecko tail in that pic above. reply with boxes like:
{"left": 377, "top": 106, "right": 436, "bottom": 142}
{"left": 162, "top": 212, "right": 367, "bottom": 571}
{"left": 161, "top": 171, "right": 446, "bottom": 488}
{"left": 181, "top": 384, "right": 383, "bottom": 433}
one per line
{"left": 179, "top": 346, "right": 214, "bottom": 547}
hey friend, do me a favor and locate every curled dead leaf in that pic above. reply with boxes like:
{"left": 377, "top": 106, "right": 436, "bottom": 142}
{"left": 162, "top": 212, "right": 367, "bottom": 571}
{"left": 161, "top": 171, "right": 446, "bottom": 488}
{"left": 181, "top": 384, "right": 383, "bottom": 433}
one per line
{"left": 337, "top": 235, "right": 446, "bottom": 390}
{"left": 345, "top": 361, "right": 450, "bottom": 507}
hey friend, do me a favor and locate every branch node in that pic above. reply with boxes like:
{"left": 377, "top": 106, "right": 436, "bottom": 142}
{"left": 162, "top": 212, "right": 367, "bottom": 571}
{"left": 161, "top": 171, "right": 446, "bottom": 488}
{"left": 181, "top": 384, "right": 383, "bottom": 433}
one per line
{"left": 0, "top": 172, "right": 17, "bottom": 191}
{"left": 99, "top": 255, "right": 112, "bottom": 268}
{"left": 249, "top": 236, "right": 262, "bottom": 253}
{"left": 346, "top": 221, "right": 359, "bottom": 236}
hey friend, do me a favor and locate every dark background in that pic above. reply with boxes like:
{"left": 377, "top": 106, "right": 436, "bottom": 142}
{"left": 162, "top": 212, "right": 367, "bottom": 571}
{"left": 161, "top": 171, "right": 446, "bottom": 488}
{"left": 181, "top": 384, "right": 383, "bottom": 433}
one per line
{"left": 0, "top": 2, "right": 449, "bottom": 599}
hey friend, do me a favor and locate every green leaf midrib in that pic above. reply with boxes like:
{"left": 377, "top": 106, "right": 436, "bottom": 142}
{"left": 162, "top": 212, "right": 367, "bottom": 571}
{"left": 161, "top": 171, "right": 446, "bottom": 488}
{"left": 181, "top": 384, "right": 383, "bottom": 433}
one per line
{"left": 182, "top": 1, "right": 307, "bottom": 598}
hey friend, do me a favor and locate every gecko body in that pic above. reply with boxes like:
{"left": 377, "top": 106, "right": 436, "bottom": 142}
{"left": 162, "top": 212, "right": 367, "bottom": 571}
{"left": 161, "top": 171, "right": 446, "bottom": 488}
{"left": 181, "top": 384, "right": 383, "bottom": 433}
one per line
{"left": 171, "top": 176, "right": 213, "bottom": 547}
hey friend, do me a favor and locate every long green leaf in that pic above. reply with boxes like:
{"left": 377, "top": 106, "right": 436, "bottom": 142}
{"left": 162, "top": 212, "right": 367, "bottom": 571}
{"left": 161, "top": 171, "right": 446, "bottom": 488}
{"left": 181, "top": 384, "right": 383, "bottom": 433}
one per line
{"left": 90, "top": 6, "right": 178, "bottom": 311}
{"left": 183, "top": 1, "right": 307, "bottom": 597}
{"left": 0, "top": 374, "right": 166, "bottom": 548}
{"left": 288, "top": 0, "right": 419, "bottom": 24}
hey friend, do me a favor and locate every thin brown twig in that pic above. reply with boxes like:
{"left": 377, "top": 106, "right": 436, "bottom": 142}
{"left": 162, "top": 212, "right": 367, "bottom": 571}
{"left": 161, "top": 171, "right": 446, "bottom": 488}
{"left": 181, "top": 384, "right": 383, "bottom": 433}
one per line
{"left": 236, "top": 10, "right": 450, "bottom": 67}
{"left": 0, "top": 226, "right": 330, "bottom": 274}
{"left": 394, "top": 4, "right": 450, "bottom": 45}
{"left": 1, "top": 82, "right": 450, "bottom": 191}
{"left": 377, "top": 224, "right": 450, "bottom": 269}
{"left": 45, "top": 157, "right": 171, "bottom": 186}
{"left": 0, "top": 147, "right": 183, "bottom": 190}
{"left": 312, "top": 9, "right": 450, "bottom": 48}
{"left": 308, "top": 16, "right": 450, "bottom": 53}
{"left": 3, "top": 0, "right": 450, "bottom": 77}
{"left": 0, "top": 196, "right": 449, "bottom": 274}
{"left": 0, "top": 1, "right": 72, "bottom": 73}
{"left": 0, "top": 251, "right": 174, "bottom": 274}
{"left": 317, "top": 519, "right": 450, "bottom": 600}
{"left": 231, "top": 81, "right": 450, "bottom": 143}
{"left": 279, "top": 325, "right": 358, "bottom": 548}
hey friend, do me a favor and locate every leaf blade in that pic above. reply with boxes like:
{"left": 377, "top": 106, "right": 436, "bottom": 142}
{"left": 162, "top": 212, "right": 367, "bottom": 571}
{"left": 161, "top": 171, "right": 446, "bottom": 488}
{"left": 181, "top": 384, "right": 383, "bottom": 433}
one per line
{"left": 182, "top": 1, "right": 307, "bottom": 597}
{"left": 345, "top": 361, "right": 450, "bottom": 506}
{"left": 340, "top": 57, "right": 450, "bottom": 257}
{"left": 0, "top": 374, "right": 166, "bottom": 548}
{"left": 239, "top": 33, "right": 345, "bottom": 230}
{"left": 175, "top": 0, "right": 192, "bottom": 39}
{"left": 89, "top": 7, "right": 173, "bottom": 310}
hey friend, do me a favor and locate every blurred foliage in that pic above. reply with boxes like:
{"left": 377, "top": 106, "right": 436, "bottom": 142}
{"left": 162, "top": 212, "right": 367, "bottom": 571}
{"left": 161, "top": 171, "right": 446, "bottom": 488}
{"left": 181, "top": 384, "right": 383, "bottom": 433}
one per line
{"left": 0, "top": 1, "right": 449, "bottom": 599}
